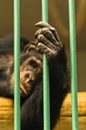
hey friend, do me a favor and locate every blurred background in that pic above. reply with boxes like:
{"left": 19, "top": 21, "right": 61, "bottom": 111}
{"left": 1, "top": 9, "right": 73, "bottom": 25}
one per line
{"left": 0, "top": 0, "right": 86, "bottom": 91}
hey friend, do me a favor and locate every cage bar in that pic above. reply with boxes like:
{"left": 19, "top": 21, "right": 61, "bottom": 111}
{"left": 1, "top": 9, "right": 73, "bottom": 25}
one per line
{"left": 43, "top": 55, "right": 50, "bottom": 130}
{"left": 42, "top": 0, "right": 50, "bottom": 130}
{"left": 14, "top": 0, "right": 20, "bottom": 130}
{"left": 68, "top": 0, "right": 79, "bottom": 130}
{"left": 42, "top": 0, "right": 48, "bottom": 22}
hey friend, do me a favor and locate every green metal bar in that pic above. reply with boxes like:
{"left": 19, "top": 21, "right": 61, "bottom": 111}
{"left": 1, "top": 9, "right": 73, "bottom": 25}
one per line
{"left": 68, "top": 0, "right": 78, "bottom": 130}
{"left": 14, "top": 0, "right": 20, "bottom": 130}
{"left": 42, "top": 0, "right": 48, "bottom": 22}
{"left": 43, "top": 55, "right": 50, "bottom": 130}
{"left": 42, "top": 0, "right": 50, "bottom": 130}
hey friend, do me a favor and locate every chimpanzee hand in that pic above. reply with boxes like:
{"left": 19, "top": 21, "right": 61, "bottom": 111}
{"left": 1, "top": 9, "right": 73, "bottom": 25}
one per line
{"left": 24, "top": 21, "right": 63, "bottom": 59}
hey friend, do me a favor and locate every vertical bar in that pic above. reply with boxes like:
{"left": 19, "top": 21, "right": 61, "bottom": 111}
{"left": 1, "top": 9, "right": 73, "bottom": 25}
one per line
{"left": 68, "top": 0, "right": 78, "bottom": 130}
{"left": 14, "top": 0, "right": 20, "bottom": 130}
{"left": 42, "top": 0, "right": 48, "bottom": 22}
{"left": 42, "top": 0, "right": 50, "bottom": 130}
{"left": 43, "top": 55, "right": 50, "bottom": 130}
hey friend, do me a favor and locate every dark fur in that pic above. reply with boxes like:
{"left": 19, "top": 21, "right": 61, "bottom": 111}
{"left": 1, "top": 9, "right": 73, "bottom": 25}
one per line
{"left": 0, "top": 22, "right": 70, "bottom": 130}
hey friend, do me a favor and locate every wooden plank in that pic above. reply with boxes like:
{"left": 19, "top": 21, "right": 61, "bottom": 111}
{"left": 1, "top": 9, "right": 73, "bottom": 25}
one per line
{"left": 0, "top": 92, "right": 86, "bottom": 130}
{"left": 54, "top": 92, "right": 86, "bottom": 130}
{"left": 0, "top": 98, "right": 14, "bottom": 130}
{"left": 61, "top": 92, "right": 86, "bottom": 116}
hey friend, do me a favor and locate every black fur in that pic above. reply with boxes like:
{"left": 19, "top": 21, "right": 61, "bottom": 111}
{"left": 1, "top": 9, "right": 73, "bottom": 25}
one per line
{"left": 0, "top": 22, "right": 70, "bottom": 130}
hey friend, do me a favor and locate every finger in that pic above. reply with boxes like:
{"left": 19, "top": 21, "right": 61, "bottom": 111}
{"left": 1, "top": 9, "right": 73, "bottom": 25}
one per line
{"left": 37, "top": 35, "right": 63, "bottom": 56}
{"left": 35, "top": 21, "right": 52, "bottom": 28}
{"left": 35, "top": 21, "right": 61, "bottom": 42}
{"left": 50, "top": 29, "right": 61, "bottom": 42}
{"left": 35, "top": 21, "right": 56, "bottom": 33}
{"left": 37, "top": 42, "right": 56, "bottom": 58}
{"left": 37, "top": 34, "right": 57, "bottom": 50}
{"left": 35, "top": 28, "right": 58, "bottom": 45}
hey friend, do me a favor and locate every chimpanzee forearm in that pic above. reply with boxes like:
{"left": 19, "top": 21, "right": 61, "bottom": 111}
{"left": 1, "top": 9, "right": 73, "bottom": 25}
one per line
{"left": 21, "top": 82, "right": 43, "bottom": 130}
{"left": 0, "top": 81, "right": 13, "bottom": 98}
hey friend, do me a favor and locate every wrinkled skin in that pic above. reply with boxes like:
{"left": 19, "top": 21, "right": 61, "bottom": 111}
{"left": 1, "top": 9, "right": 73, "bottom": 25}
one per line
{"left": 0, "top": 22, "right": 70, "bottom": 130}
{"left": 25, "top": 21, "right": 63, "bottom": 58}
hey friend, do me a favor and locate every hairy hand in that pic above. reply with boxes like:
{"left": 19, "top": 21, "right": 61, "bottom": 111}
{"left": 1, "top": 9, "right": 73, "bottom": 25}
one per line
{"left": 24, "top": 21, "right": 63, "bottom": 59}
{"left": 35, "top": 21, "right": 63, "bottom": 58}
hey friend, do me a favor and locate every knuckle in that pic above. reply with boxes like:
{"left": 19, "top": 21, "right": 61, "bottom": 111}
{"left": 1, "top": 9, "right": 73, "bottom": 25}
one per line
{"left": 38, "top": 34, "right": 44, "bottom": 40}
